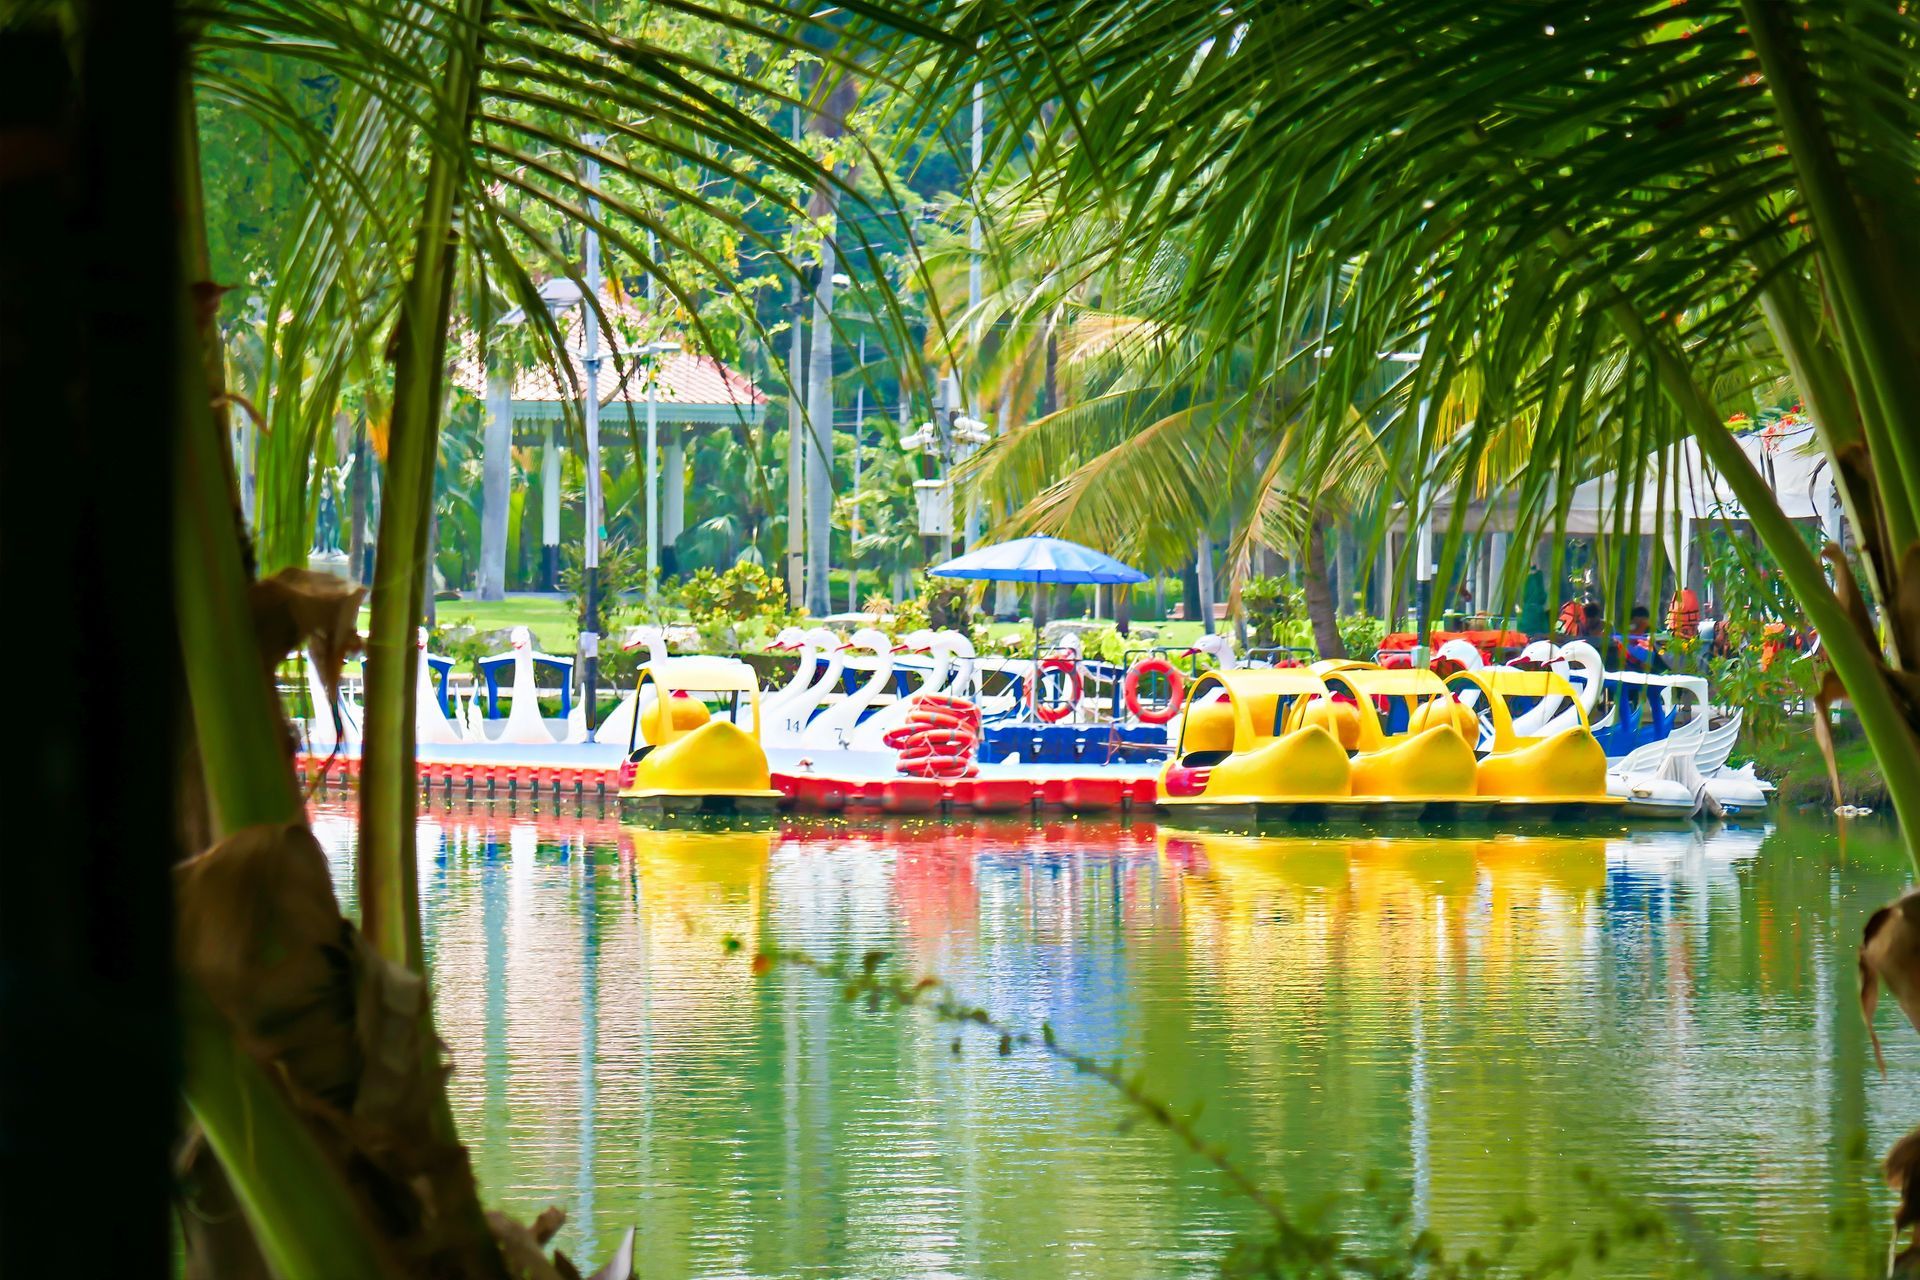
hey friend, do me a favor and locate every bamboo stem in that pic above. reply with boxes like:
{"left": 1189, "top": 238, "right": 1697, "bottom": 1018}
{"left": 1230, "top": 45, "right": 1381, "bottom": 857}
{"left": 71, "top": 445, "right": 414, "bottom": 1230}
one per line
{"left": 182, "top": 985, "right": 398, "bottom": 1280}
{"left": 357, "top": 0, "right": 492, "bottom": 973}
{"left": 175, "top": 88, "right": 301, "bottom": 837}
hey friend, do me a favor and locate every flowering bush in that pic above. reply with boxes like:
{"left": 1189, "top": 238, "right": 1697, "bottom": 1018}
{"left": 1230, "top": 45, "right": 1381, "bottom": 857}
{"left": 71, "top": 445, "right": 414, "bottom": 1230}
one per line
{"left": 674, "top": 560, "right": 798, "bottom": 646}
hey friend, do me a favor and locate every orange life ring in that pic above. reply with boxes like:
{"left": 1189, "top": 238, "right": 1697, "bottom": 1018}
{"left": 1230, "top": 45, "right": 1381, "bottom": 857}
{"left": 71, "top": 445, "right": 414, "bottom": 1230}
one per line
{"left": 1029, "top": 657, "right": 1083, "bottom": 723}
{"left": 1123, "top": 658, "right": 1187, "bottom": 724}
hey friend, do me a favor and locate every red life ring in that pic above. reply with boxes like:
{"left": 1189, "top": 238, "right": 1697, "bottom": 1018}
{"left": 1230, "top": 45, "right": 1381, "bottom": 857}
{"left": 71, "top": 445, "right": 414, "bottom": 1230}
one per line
{"left": 1029, "top": 657, "right": 1083, "bottom": 723}
{"left": 1123, "top": 658, "right": 1186, "bottom": 724}
{"left": 887, "top": 694, "right": 983, "bottom": 778}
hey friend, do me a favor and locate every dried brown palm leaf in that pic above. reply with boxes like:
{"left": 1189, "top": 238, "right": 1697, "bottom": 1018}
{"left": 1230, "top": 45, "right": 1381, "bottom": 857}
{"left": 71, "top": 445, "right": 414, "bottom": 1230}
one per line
{"left": 1887, "top": 1124, "right": 1919, "bottom": 1276}
{"left": 1860, "top": 889, "right": 1920, "bottom": 1072}
{"left": 1810, "top": 667, "right": 1850, "bottom": 811}
{"left": 249, "top": 567, "right": 365, "bottom": 755}
{"left": 1824, "top": 543, "right": 1880, "bottom": 652}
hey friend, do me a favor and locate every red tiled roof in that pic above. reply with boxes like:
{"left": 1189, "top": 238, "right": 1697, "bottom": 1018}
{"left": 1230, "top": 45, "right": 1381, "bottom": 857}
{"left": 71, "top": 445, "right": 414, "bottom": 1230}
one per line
{"left": 450, "top": 294, "right": 765, "bottom": 419}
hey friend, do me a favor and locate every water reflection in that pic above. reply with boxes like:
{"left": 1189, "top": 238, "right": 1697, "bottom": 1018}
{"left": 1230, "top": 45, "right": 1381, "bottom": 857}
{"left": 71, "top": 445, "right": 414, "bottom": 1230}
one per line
{"left": 310, "top": 805, "right": 1916, "bottom": 1278}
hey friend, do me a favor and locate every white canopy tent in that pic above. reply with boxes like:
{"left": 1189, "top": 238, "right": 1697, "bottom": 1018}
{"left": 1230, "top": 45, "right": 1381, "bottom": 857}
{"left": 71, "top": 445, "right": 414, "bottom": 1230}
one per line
{"left": 1414, "top": 422, "right": 1841, "bottom": 593}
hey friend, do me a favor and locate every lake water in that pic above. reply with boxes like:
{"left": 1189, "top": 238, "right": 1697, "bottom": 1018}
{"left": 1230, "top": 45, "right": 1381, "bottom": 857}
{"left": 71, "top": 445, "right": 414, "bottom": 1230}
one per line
{"left": 309, "top": 800, "right": 1917, "bottom": 1278}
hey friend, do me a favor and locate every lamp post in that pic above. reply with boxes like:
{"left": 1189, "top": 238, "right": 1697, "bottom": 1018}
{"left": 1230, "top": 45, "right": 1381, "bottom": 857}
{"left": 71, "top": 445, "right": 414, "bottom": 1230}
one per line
{"left": 581, "top": 136, "right": 607, "bottom": 736}
{"left": 641, "top": 339, "right": 680, "bottom": 606}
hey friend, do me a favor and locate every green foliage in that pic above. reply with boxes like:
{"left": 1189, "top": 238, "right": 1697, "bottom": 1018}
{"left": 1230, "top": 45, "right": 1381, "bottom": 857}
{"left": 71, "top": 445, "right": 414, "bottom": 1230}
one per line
{"left": 1241, "top": 577, "right": 1315, "bottom": 650}
{"left": 1075, "top": 625, "right": 1133, "bottom": 665}
{"left": 1699, "top": 534, "right": 1803, "bottom": 625}
{"left": 559, "top": 541, "right": 643, "bottom": 639}
{"left": 917, "top": 572, "right": 972, "bottom": 631}
{"left": 1708, "top": 621, "right": 1823, "bottom": 753}
{"left": 673, "top": 560, "right": 798, "bottom": 645}
{"left": 943, "top": 0, "right": 1920, "bottom": 861}
{"left": 1337, "top": 614, "right": 1387, "bottom": 661}
{"left": 884, "top": 591, "right": 929, "bottom": 635}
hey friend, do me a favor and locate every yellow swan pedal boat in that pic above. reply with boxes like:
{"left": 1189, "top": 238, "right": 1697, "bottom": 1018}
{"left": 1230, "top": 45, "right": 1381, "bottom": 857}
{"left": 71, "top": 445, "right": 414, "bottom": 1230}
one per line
{"left": 1442, "top": 667, "right": 1619, "bottom": 818}
{"left": 1300, "top": 666, "right": 1482, "bottom": 817}
{"left": 1156, "top": 668, "right": 1353, "bottom": 819}
{"left": 618, "top": 659, "right": 782, "bottom": 817}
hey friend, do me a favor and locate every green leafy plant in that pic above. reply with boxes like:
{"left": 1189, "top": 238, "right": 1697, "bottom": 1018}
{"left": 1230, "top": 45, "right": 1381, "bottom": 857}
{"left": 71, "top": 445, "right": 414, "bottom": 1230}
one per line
{"left": 674, "top": 560, "right": 798, "bottom": 644}
{"left": 1337, "top": 614, "right": 1387, "bottom": 661}
{"left": 559, "top": 540, "right": 643, "bottom": 640}
{"left": 1241, "top": 576, "right": 1316, "bottom": 650}
{"left": 1708, "top": 619, "right": 1824, "bottom": 753}
{"left": 917, "top": 572, "right": 973, "bottom": 632}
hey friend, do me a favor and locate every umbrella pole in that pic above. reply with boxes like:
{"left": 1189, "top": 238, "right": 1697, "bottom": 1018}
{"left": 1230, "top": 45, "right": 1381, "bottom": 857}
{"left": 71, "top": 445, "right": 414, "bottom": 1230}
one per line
{"left": 1030, "top": 579, "right": 1041, "bottom": 722}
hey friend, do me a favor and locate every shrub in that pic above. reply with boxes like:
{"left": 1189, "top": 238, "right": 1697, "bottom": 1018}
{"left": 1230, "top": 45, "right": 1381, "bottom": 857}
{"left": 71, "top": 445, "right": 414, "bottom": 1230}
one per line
{"left": 559, "top": 541, "right": 642, "bottom": 638}
{"left": 1337, "top": 613, "right": 1387, "bottom": 660}
{"left": 1706, "top": 616, "right": 1822, "bottom": 752}
{"left": 1241, "top": 576, "right": 1315, "bottom": 650}
{"left": 673, "top": 560, "right": 799, "bottom": 644}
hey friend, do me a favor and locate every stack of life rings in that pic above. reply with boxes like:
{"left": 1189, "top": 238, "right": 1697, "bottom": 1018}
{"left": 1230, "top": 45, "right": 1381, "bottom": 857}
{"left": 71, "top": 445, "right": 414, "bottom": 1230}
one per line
{"left": 1122, "top": 656, "right": 1186, "bottom": 724}
{"left": 882, "top": 694, "right": 983, "bottom": 778}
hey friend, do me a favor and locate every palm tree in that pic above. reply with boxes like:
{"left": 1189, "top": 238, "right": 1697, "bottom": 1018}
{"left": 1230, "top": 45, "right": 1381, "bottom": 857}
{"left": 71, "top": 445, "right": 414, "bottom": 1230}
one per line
{"left": 16, "top": 0, "right": 932, "bottom": 1273}
{"left": 947, "top": 0, "right": 1920, "bottom": 868}
{"left": 938, "top": 188, "right": 1396, "bottom": 649}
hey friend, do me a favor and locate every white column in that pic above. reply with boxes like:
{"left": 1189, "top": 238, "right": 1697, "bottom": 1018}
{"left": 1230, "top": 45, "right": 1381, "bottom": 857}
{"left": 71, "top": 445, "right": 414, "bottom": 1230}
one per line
{"left": 804, "top": 241, "right": 837, "bottom": 616}
{"left": 478, "top": 368, "right": 512, "bottom": 601}
{"left": 663, "top": 433, "right": 686, "bottom": 545}
{"left": 848, "top": 334, "right": 865, "bottom": 613}
{"left": 785, "top": 281, "right": 806, "bottom": 601}
{"left": 542, "top": 423, "right": 561, "bottom": 585}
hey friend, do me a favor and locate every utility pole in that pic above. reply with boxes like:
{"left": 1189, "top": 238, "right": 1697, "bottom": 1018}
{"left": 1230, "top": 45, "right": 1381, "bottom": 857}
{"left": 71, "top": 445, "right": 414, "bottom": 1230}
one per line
{"left": 580, "top": 135, "right": 606, "bottom": 735}
{"left": 964, "top": 72, "right": 985, "bottom": 552}
{"left": 804, "top": 246, "right": 837, "bottom": 616}
{"left": 1197, "top": 529, "right": 1217, "bottom": 636}
{"left": 784, "top": 103, "right": 805, "bottom": 605}
{"left": 644, "top": 230, "right": 659, "bottom": 607}
{"left": 849, "top": 331, "right": 865, "bottom": 613}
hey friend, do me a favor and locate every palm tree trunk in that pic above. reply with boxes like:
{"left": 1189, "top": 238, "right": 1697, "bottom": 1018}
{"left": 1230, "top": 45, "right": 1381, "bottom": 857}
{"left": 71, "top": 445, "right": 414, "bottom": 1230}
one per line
{"left": 347, "top": 414, "right": 370, "bottom": 585}
{"left": 1196, "top": 530, "right": 1217, "bottom": 636}
{"left": 1, "top": 17, "right": 179, "bottom": 1271}
{"left": 1304, "top": 515, "right": 1345, "bottom": 659}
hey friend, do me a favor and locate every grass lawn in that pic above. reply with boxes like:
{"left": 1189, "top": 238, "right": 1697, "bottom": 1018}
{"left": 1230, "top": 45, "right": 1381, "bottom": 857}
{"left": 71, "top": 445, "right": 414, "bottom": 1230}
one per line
{"left": 976, "top": 618, "right": 1207, "bottom": 648}
{"left": 371, "top": 596, "right": 586, "bottom": 650}
{"left": 384, "top": 595, "right": 1211, "bottom": 654}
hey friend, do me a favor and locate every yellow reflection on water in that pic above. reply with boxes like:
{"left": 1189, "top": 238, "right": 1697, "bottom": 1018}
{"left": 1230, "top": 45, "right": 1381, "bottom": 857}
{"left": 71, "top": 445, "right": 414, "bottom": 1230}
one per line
{"left": 311, "top": 801, "right": 1913, "bottom": 1278}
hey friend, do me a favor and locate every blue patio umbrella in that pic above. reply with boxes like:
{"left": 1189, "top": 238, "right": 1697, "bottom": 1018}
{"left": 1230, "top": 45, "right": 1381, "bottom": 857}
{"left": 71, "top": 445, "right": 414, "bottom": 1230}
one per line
{"left": 931, "top": 537, "right": 1148, "bottom": 705}
{"left": 928, "top": 534, "right": 1147, "bottom": 586}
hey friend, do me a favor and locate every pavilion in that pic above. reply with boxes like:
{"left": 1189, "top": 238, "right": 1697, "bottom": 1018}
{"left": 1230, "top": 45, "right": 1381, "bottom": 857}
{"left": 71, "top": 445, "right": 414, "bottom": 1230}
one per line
{"left": 451, "top": 300, "right": 765, "bottom": 599}
{"left": 1394, "top": 421, "right": 1838, "bottom": 610}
